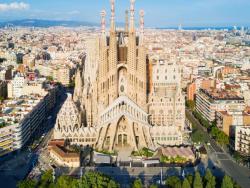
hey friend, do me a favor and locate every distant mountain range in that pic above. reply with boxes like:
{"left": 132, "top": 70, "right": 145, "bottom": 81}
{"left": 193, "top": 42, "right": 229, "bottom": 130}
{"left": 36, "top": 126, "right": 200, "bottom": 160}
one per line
{"left": 0, "top": 19, "right": 248, "bottom": 30}
{"left": 0, "top": 19, "right": 99, "bottom": 28}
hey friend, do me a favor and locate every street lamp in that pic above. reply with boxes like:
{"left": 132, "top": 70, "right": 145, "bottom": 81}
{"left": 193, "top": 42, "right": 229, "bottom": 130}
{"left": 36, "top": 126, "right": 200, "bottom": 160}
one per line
{"left": 80, "top": 167, "right": 83, "bottom": 187}
{"left": 52, "top": 168, "right": 55, "bottom": 183}
{"left": 160, "top": 167, "right": 163, "bottom": 185}
{"left": 129, "top": 157, "right": 132, "bottom": 168}
{"left": 182, "top": 169, "right": 185, "bottom": 179}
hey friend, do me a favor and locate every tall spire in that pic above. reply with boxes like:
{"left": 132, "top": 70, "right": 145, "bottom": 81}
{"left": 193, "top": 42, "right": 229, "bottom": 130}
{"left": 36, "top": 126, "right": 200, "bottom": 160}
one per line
{"left": 125, "top": 10, "right": 129, "bottom": 33}
{"left": 139, "top": 10, "right": 145, "bottom": 45}
{"left": 100, "top": 10, "right": 106, "bottom": 35}
{"left": 110, "top": 0, "right": 115, "bottom": 32}
{"left": 129, "top": 0, "right": 135, "bottom": 33}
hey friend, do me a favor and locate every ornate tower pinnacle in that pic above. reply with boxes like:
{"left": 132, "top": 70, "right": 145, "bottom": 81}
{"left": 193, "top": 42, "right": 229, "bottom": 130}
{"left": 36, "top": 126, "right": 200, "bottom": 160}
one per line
{"left": 129, "top": 0, "right": 135, "bottom": 33}
{"left": 100, "top": 10, "right": 106, "bottom": 35}
{"left": 125, "top": 10, "right": 129, "bottom": 33}
{"left": 139, "top": 10, "right": 144, "bottom": 33}
{"left": 110, "top": 0, "right": 115, "bottom": 32}
{"left": 139, "top": 10, "right": 145, "bottom": 45}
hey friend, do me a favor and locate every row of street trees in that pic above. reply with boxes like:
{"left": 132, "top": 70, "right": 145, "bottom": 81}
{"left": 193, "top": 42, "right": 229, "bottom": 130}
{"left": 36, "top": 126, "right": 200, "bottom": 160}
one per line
{"left": 18, "top": 170, "right": 119, "bottom": 188}
{"left": 132, "top": 169, "right": 240, "bottom": 188}
{"left": 18, "top": 169, "right": 240, "bottom": 188}
{"left": 192, "top": 110, "right": 229, "bottom": 145}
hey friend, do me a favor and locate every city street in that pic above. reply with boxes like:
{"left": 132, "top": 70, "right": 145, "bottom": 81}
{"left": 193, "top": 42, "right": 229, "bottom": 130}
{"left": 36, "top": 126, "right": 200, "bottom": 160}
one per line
{"left": 0, "top": 88, "right": 66, "bottom": 188}
{"left": 186, "top": 109, "right": 222, "bottom": 152}
{"left": 67, "top": 158, "right": 222, "bottom": 188}
{"left": 186, "top": 109, "right": 250, "bottom": 188}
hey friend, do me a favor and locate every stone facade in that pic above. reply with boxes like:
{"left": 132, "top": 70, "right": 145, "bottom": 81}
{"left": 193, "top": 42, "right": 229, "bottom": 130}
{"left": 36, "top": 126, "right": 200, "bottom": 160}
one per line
{"left": 148, "top": 58, "right": 185, "bottom": 146}
{"left": 54, "top": 93, "right": 97, "bottom": 147}
{"left": 71, "top": 0, "right": 186, "bottom": 151}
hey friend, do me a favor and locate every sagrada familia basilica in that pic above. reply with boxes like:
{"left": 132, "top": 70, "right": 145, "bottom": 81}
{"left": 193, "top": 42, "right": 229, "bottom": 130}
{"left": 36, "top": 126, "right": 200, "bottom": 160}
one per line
{"left": 54, "top": 0, "right": 186, "bottom": 152}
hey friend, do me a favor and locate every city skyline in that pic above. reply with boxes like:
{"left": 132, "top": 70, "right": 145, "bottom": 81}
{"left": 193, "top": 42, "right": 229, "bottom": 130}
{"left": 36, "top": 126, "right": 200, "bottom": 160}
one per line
{"left": 1, "top": 0, "right": 250, "bottom": 188}
{"left": 0, "top": 0, "right": 250, "bottom": 27}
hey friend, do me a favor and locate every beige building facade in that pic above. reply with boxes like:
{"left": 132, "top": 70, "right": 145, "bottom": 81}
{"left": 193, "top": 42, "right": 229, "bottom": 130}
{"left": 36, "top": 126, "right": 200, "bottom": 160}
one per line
{"left": 70, "top": 0, "right": 186, "bottom": 151}
{"left": 74, "top": 0, "right": 154, "bottom": 152}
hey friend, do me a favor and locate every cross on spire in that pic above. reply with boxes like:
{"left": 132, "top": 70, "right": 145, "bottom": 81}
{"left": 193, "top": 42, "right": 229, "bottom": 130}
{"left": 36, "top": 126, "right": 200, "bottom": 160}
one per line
{"left": 100, "top": 10, "right": 106, "bottom": 35}
{"left": 129, "top": 0, "right": 135, "bottom": 33}
{"left": 110, "top": 0, "right": 115, "bottom": 32}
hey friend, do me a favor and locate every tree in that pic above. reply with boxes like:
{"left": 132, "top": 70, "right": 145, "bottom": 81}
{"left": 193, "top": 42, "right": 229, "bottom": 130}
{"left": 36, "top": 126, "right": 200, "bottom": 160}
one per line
{"left": 0, "top": 96, "right": 4, "bottom": 102}
{"left": 107, "top": 180, "right": 119, "bottom": 188}
{"left": 186, "top": 100, "right": 195, "bottom": 111}
{"left": 17, "top": 179, "right": 37, "bottom": 188}
{"left": 132, "top": 178, "right": 143, "bottom": 188}
{"left": 210, "top": 126, "right": 229, "bottom": 145}
{"left": 165, "top": 176, "right": 181, "bottom": 188}
{"left": 182, "top": 178, "right": 191, "bottom": 188}
{"left": 233, "top": 182, "right": 241, "bottom": 188}
{"left": 56, "top": 175, "right": 78, "bottom": 188}
{"left": 18, "top": 171, "right": 119, "bottom": 188}
{"left": 204, "top": 169, "right": 216, "bottom": 188}
{"left": 191, "top": 129, "right": 208, "bottom": 143}
{"left": 193, "top": 171, "right": 203, "bottom": 188}
{"left": 232, "top": 151, "right": 243, "bottom": 162}
{"left": 41, "top": 170, "right": 53, "bottom": 183}
{"left": 204, "top": 169, "right": 212, "bottom": 182}
{"left": 39, "top": 170, "right": 54, "bottom": 188}
{"left": 217, "top": 131, "right": 229, "bottom": 145}
{"left": 221, "top": 175, "right": 233, "bottom": 188}
{"left": 150, "top": 184, "right": 158, "bottom": 188}
{"left": 46, "top": 76, "right": 54, "bottom": 81}
{"left": 186, "top": 174, "right": 193, "bottom": 186}
{"left": 205, "top": 176, "right": 216, "bottom": 188}
{"left": 193, "top": 110, "right": 210, "bottom": 129}
{"left": 83, "top": 171, "right": 118, "bottom": 188}
{"left": 211, "top": 127, "right": 219, "bottom": 138}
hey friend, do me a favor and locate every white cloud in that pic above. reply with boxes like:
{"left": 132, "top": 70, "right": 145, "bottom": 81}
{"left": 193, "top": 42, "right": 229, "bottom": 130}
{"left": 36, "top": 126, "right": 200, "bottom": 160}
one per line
{"left": 0, "top": 2, "right": 30, "bottom": 12}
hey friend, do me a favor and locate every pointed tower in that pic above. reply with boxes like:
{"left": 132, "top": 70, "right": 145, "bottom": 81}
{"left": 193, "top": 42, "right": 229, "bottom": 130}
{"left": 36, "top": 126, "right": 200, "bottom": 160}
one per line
{"left": 101, "top": 10, "right": 106, "bottom": 36}
{"left": 98, "top": 10, "right": 109, "bottom": 108}
{"left": 108, "top": 0, "right": 118, "bottom": 104}
{"left": 137, "top": 9, "right": 147, "bottom": 110}
{"left": 139, "top": 10, "right": 145, "bottom": 45}
{"left": 110, "top": 0, "right": 115, "bottom": 33}
{"left": 127, "top": 0, "right": 137, "bottom": 101}
{"left": 129, "top": 0, "right": 136, "bottom": 33}
{"left": 125, "top": 10, "right": 129, "bottom": 33}
{"left": 73, "top": 68, "right": 83, "bottom": 102}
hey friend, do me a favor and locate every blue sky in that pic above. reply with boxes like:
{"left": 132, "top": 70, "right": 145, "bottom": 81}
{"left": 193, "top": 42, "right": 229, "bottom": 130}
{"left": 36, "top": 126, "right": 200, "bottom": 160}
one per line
{"left": 0, "top": 0, "right": 250, "bottom": 27}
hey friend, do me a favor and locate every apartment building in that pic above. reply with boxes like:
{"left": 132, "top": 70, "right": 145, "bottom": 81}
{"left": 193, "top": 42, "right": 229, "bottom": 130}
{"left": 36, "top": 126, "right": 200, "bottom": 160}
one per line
{"left": 0, "top": 124, "right": 16, "bottom": 156}
{"left": 196, "top": 88, "right": 245, "bottom": 122}
{"left": 0, "top": 86, "right": 58, "bottom": 157}
{"left": 216, "top": 109, "right": 250, "bottom": 136}
{"left": 235, "top": 126, "right": 250, "bottom": 156}
{"left": 7, "top": 73, "right": 48, "bottom": 99}
{"left": 7, "top": 73, "right": 25, "bottom": 98}
{"left": 187, "top": 82, "right": 196, "bottom": 101}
